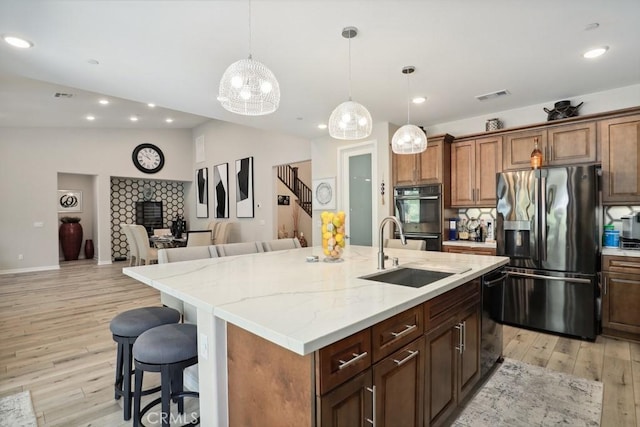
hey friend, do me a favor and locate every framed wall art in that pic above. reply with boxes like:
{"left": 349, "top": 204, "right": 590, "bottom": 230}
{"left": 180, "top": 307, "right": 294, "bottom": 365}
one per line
{"left": 277, "top": 195, "right": 290, "bottom": 205}
{"left": 195, "top": 167, "right": 209, "bottom": 218}
{"left": 312, "top": 177, "right": 336, "bottom": 210}
{"left": 213, "top": 163, "right": 229, "bottom": 218}
{"left": 235, "top": 156, "right": 254, "bottom": 218}
{"left": 58, "top": 189, "right": 83, "bottom": 213}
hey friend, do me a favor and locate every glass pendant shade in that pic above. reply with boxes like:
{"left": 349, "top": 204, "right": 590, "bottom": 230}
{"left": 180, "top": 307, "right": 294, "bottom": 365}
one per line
{"left": 392, "top": 124, "right": 427, "bottom": 154}
{"left": 218, "top": 56, "right": 280, "bottom": 115}
{"left": 328, "top": 100, "right": 373, "bottom": 140}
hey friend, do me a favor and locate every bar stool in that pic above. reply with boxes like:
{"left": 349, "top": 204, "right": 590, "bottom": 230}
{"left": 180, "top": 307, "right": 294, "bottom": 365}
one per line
{"left": 133, "top": 323, "right": 199, "bottom": 427}
{"left": 110, "top": 306, "right": 181, "bottom": 421}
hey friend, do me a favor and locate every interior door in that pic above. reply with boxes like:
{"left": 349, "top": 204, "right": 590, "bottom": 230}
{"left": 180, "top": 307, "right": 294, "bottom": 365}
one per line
{"left": 339, "top": 142, "right": 376, "bottom": 247}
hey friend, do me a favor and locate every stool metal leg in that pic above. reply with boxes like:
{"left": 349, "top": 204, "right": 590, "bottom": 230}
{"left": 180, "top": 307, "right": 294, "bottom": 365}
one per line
{"left": 161, "top": 364, "right": 171, "bottom": 427}
{"left": 123, "top": 341, "right": 134, "bottom": 420}
{"left": 114, "top": 342, "right": 124, "bottom": 400}
{"left": 133, "top": 368, "right": 144, "bottom": 427}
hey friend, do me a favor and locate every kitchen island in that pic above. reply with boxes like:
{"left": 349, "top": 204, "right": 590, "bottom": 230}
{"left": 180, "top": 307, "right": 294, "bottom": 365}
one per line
{"left": 123, "top": 245, "right": 508, "bottom": 426}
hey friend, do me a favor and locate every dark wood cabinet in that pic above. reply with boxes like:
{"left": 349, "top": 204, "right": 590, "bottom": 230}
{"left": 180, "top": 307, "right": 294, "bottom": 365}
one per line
{"left": 502, "top": 122, "right": 596, "bottom": 171}
{"left": 443, "top": 245, "right": 496, "bottom": 256}
{"left": 424, "top": 283, "right": 481, "bottom": 426}
{"left": 600, "top": 113, "right": 640, "bottom": 203}
{"left": 602, "top": 255, "right": 640, "bottom": 341}
{"left": 135, "top": 201, "right": 163, "bottom": 235}
{"left": 392, "top": 134, "right": 453, "bottom": 187}
{"left": 318, "top": 371, "right": 373, "bottom": 427}
{"left": 450, "top": 136, "right": 502, "bottom": 207}
{"left": 373, "top": 337, "right": 425, "bottom": 427}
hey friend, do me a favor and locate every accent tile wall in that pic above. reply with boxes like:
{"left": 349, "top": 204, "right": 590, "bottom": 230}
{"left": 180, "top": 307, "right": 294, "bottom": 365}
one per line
{"left": 110, "top": 177, "right": 185, "bottom": 260}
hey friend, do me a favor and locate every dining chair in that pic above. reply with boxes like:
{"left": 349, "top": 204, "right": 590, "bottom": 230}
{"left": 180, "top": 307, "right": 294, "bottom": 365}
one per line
{"left": 217, "top": 241, "right": 264, "bottom": 257}
{"left": 120, "top": 224, "right": 139, "bottom": 266}
{"left": 384, "top": 238, "right": 426, "bottom": 250}
{"left": 262, "top": 238, "right": 302, "bottom": 252}
{"left": 131, "top": 224, "right": 159, "bottom": 265}
{"left": 212, "top": 221, "right": 232, "bottom": 245}
{"left": 186, "top": 230, "right": 213, "bottom": 247}
{"left": 153, "top": 228, "right": 172, "bottom": 237}
{"left": 206, "top": 220, "right": 220, "bottom": 237}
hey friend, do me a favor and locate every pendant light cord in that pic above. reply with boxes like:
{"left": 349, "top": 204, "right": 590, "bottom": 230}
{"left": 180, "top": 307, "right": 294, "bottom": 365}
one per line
{"left": 406, "top": 72, "right": 411, "bottom": 124}
{"left": 248, "top": 0, "right": 252, "bottom": 59}
{"left": 348, "top": 33, "right": 352, "bottom": 101}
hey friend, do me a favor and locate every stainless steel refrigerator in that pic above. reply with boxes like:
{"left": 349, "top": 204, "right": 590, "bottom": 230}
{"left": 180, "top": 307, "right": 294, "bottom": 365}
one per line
{"left": 496, "top": 164, "right": 600, "bottom": 340}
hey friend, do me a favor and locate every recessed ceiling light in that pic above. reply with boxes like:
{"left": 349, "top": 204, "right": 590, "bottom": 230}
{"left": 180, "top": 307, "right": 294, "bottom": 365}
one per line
{"left": 98, "top": 99, "right": 109, "bottom": 105}
{"left": 318, "top": 124, "right": 327, "bottom": 129}
{"left": 85, "top": 115, "right": 95, "bottom": 121}
{"left": 412, "top": 96, "right": 426, "bottom": 104}
{"left": 583, "top": 46, "right": 609, "bottom": 58}
{"left": 165, "top": 118, "right": 174, "bottom": 123}
{"left": 147, "top": 103, "right": 156, "bottom": 108}
{"left": 130, "top": 116, "right": 139, "bottom": 122}
{"left": 3, "top": 35, "right": 33, "bottom": 49}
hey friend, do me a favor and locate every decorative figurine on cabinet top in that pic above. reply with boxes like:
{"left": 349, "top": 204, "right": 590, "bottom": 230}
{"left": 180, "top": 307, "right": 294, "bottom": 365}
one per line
{"left": 543, "top": 100, "right": 584, "bottom": 121}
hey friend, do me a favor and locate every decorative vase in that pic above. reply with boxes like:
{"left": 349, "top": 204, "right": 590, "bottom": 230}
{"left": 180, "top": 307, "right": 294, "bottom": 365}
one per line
{"left": 84, "top": 239, "right": 94, "bottom": 259}
{"left": 59, "top": 222, "right": 83, "bottom": 261}
{"left": 321, "top": 211, "right": 346, "bottom": 262}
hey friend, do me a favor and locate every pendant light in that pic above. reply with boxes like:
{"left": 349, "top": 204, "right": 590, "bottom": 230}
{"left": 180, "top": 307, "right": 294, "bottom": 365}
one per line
{"left": 218, "top": 1, "right": 280, "bottom": 116}
{"left": 328, "top": 27, "right": 372, "bottom": 140}
{"left": 391, "top": 66, "right": 427, "bottom": 154}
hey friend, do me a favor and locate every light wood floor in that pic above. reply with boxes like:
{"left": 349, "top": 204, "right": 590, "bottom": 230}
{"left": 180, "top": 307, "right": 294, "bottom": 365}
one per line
{"left": 1, "top": 260, "right": 639, "bottom": 426}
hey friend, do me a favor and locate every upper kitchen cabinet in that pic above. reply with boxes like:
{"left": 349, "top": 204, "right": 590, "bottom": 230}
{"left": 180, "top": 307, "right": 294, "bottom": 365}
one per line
{"left": 392, "top": 134, "right": 453, "bottom": 186}
{"left": 601, "top": 113, "right": 640, "bottom": 204}
{"left": 502, "top": 121, "right": 596, "bottom": 171}
{"left": 450, "top": 135, "right": 502, "bottom": 207}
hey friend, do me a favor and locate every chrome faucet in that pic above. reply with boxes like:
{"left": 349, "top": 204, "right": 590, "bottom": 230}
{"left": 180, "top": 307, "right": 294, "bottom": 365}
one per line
{"left": 378, "top": 216, "right": 406, "bottom": 269}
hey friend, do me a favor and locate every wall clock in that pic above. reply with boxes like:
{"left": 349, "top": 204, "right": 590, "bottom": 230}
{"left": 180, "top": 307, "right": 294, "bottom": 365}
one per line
{"left": 132, "top": 143, "right": 165, "bottom": 174}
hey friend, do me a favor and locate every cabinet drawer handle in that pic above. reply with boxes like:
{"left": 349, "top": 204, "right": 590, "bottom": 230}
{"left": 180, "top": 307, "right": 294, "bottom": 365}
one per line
{"left": 610, "top": 262, "right": 640, "bottom": 269}
{"left": 337, "top": 351, "right": 368, "bottom": 370}
{"left": 455, "top": 323, "right": 464, "bottom": 354}
{"left": 603, "top": 276, "right": 607, "bottom": 295}
{"left": 393, "top": 349, "right": 419, "bottom": 366}
{"left": 390, "top": 324, "right": 417, "bottom": 339}
{"left": 365, "top": 385, "right": 376, "bottom": 426}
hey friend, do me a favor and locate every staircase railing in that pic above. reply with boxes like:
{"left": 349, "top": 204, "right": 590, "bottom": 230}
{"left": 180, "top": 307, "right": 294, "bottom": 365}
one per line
{"left": 277, "top": 165, "right": 312, "bottom": 217}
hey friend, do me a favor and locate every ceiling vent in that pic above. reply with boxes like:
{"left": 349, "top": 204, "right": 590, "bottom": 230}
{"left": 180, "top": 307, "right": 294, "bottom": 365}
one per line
{"left": 475, "top": 89, "right": 510, "bottom": 101}
{"left": 53, "top": 92, "right": 74, "bottom": 98}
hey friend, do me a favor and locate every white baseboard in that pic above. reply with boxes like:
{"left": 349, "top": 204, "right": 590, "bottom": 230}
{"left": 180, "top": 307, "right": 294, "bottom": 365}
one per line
{"left": 0, "top": 265, "right": 60, "bottom": 275}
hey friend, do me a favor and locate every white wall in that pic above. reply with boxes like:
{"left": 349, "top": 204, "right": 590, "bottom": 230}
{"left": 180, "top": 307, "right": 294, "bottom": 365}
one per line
{"left": 189, "top": 120, "right": 311, "bottom": 243}
{"left": 426, "top": 83, "right": 640, "bottom": 137}
{"left": 0, "top": 127, "right": 192, "bottom": 273}
{"left": 310, "top": 122, "right": 396, "bottom": 247}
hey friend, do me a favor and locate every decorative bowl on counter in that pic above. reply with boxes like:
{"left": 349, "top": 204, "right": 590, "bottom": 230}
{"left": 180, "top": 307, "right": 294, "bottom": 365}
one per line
{"left": 321, "top": 211, "right": 346, "bottom": 262}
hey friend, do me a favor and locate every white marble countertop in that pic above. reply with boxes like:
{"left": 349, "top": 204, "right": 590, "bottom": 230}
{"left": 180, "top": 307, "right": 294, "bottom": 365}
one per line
{"left": 602, "top": 247, "right": 640, "bottom": 257}
{"left": 123, "top": 245, "right": 508, "bottom": 356}
{"left": 443, "top": 240, "right": 497, "bottom": 248}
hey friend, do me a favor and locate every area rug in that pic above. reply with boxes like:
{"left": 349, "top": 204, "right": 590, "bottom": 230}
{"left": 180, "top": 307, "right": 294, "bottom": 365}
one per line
{"left": 452, "top": 358, "right": 603, "bottom": 427}
{"left": 0, "top": 390, "right": 37, "bottom": 427}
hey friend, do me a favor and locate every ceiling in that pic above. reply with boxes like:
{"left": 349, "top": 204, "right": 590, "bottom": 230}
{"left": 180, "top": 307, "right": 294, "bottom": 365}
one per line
{"left": 1, "top": 0, "right": 639, "bottom": 138}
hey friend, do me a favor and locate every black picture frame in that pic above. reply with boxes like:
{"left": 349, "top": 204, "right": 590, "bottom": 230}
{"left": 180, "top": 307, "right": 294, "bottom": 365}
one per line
{"left": 196, "top": 167, "right": 209, "bottom": 218}
{"left": 235, "top": 156, "right": 254, "bottom": 218}
{"left": 213, "top": 163, "right": 229, "bottom": 218}
{"left": 277, "top": 195, "right": 290, "bottom": 205}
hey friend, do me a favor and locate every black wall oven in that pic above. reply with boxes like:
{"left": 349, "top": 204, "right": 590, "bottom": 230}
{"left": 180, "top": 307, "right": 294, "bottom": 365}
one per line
{"left": 394, "top": 184, "right": 442, "bottom": 251}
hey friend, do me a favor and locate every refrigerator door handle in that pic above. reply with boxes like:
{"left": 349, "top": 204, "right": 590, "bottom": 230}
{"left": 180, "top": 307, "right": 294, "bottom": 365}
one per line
{"left": 507, "top": 270, "right": 592, "bottom": 284}
{"left": 539, "top": 173, "right": 548, "bottom": 261}
{"left": 533, "top": 174, "right": 540, "bottom": 262}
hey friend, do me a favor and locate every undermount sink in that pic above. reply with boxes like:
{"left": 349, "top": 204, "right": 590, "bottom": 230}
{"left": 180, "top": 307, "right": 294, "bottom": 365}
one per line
{"left": 360, "top": 267, "right": 454, "bottom": 288}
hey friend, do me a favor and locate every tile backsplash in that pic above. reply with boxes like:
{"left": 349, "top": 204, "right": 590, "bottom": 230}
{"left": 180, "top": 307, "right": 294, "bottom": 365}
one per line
{"left": 455, "top": 206, "right": 640, "bottom": 232}
{"left": 604, "top": 205, "right": 640, "bottom": 229}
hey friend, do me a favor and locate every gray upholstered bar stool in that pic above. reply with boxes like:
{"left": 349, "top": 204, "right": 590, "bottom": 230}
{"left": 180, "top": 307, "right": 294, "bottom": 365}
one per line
{"left": 110, "top": 306, "right": 181, "bottom": 421}
{"left": 133, "top": 323, "right": 199, "bottom": 427}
